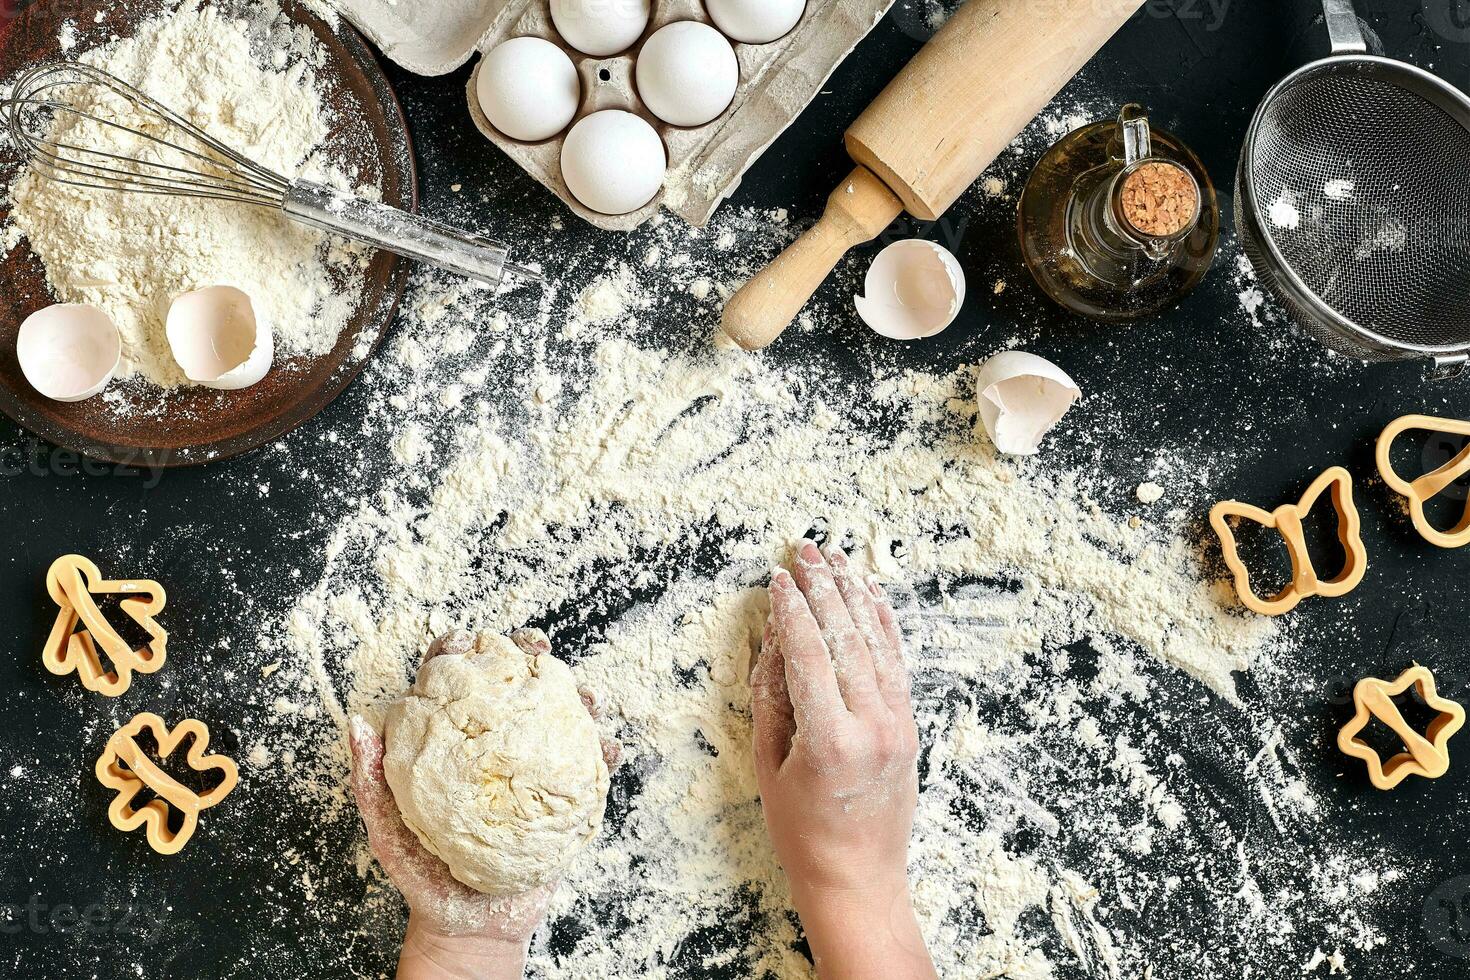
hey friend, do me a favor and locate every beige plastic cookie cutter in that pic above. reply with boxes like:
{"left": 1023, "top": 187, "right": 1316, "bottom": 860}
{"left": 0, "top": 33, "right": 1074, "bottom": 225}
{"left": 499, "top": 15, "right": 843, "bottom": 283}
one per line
{"left": 95, "top": 713, "right": 239, "bottom": 855}
{"left": 43, "top": 554, "right": 167, "bottom": 697}
{"left": 1338, "top": 665, "right": 1465, "bottom": 791}
{"left": 1209, "top": 466, "right": 1368, "bottom": 617}
{"left": 1376, "top": 414, "right": 1470, "bottom": 549}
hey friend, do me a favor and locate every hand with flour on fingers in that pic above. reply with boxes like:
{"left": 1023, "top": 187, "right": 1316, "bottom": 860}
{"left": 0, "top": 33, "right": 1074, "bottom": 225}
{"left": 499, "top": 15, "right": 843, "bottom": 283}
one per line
{"left": 350, "top": 628, "right": 619, "bottom": 980}
{"left": 752, "top": 540, "right": 937, "bottom": 979}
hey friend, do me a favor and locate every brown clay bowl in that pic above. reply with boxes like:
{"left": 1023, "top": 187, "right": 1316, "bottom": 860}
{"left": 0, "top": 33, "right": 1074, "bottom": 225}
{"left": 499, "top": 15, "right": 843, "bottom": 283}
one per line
{"left": 0, "top": 0, "right": 415, "bottom": 467}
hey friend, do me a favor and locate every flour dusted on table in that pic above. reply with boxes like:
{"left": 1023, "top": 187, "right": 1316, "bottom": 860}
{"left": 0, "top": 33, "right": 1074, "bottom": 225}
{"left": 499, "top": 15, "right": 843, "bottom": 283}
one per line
{"left": 248, "top": 244, "right": 1405, "bottom": 976}
{"left": 5, "top": 0, "right": 367, "bottom": 388}
{"left": 220, "top": 90, "right": 1402, "bottom": 974}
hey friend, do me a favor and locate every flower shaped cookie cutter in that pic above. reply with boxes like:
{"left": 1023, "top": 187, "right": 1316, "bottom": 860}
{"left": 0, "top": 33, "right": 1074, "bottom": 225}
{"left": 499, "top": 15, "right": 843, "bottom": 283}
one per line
{"left": 43, "top": 554, "right": 167, "bottom": 697}
{"left": 1209, "top": 466, "right": 1368, "bottom": 617}
{"left": 1377, "top": 414, "right": 1470, "bottom": 550}
{"left": 95, "top": 713, "right": 239, "bottom": 855}
{"left": 1338, "top": 665, "right": 1465, "bottom": 791}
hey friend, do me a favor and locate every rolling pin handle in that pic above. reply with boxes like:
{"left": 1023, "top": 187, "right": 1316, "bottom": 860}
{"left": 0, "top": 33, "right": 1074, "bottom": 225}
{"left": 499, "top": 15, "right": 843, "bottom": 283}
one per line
{"left": 720, "top": 166, "right": 903, "bottom": 351}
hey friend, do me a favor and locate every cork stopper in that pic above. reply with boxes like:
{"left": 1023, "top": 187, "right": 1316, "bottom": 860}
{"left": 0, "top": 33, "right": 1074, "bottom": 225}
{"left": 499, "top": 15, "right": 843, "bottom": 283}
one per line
{"left": 1119, "top": 162, "right": 1198, "bottom": 238}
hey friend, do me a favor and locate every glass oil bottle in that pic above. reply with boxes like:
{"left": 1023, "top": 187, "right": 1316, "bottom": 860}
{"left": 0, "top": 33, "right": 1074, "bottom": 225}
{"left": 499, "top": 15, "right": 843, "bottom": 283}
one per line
{"left": 1018, "top": 104, "right": 1219, "bottom": 321}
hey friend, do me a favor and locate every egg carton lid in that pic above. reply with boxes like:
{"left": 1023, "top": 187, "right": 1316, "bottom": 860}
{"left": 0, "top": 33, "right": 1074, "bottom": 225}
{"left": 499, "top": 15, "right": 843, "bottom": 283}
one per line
{"left": 330, "top": 0, "right": 500, "bottom": 76}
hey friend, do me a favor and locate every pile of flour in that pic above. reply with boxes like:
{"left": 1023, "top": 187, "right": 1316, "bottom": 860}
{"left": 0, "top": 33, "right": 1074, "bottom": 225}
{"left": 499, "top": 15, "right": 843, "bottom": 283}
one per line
{"left": 3, "top": 1, "right": 366, "bottom": 389}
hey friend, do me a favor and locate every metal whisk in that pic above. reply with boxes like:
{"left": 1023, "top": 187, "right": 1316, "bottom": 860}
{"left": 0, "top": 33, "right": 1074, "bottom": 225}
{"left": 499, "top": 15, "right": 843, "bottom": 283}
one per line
{"left": 1235, "top": 0, "right": 1470, "bottom": 377}
{"left": 3, "top": 61, "right": 540, "bottom": 287}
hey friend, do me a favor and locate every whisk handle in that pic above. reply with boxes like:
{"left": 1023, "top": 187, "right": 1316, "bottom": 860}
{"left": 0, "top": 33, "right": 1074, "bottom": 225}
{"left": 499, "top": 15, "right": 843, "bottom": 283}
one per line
{"left": 283, "top": 181, "right": 518, "bottom": 287}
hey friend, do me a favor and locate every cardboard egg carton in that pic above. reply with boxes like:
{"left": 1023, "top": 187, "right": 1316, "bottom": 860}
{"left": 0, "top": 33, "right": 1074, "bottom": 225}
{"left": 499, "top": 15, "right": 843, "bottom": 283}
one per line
{"left": 335, "top": 0, "right": 896, "bottom": 230}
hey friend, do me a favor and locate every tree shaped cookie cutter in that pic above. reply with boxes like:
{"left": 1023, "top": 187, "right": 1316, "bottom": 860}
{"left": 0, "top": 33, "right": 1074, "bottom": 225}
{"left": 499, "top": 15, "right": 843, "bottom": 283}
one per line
{"left": 43, "top": 554, "right": 167, "bottom": 697}
{"left": 1377, "top": 414, "right": 1470, "bottom": 549}
{"left": 1209, "top": 466, "right": 1368, "bottom": 617}
{"left": 95, "top": 713, "right": 239, "bottom": 855}
{"left": 1338, "top": 665, "right": 1465, "bottom": 791}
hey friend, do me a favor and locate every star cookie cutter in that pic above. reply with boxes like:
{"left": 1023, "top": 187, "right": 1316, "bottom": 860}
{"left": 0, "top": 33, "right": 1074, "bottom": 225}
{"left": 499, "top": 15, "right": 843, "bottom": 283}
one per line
{"left": 43, "top": 554, "right": 167, "bottom": 697}
{"left": 1338, "top": 665, "right": 1465, "bottom": 791}
{"left": 1377, "top": 414, "right": 1470, "bottom": 549}
{"left": 1209, "top": 466, "right": 1368, "bottom": 617}
{"left": 95, "top": 713, "right": 239, "bottom": 855}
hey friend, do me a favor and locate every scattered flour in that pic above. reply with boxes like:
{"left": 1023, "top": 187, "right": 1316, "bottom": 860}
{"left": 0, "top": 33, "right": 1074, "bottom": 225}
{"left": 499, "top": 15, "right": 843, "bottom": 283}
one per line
{"left": 1269, "top": 191, "right": 1302, "bottom": 231}
{"left": 243, "top": 224, "right": 1397, "bottom": 975}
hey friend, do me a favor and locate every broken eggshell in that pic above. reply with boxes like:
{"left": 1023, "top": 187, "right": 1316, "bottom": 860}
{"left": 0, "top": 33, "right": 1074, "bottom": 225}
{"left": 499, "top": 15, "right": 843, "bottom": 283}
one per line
{"left": 975, "top": 351, "right": 1081, "bottom": 456}
{"left": 855, "top": 240, "right": 966, "bottom": 340}
{"left": 16, "top": 304, "right": 122, "bottom": 402}
{"left": 165, "top": 286, "right": 273, "bottom": 390}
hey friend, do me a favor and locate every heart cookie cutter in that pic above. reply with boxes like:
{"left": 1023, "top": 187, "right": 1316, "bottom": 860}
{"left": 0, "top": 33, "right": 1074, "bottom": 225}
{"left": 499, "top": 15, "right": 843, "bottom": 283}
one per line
{"left": 1209, "top": 466, "right": 1368, "bottom": 617}
{"left": 43, "top": 554, "right": 167, "bottom": 697}
{"left": 1337, "top": 665, "right": 1465, "bottom": 791}
{"left": 1376, "top": 414, "right": 1470, "bottom": 549}
{"left": 95, "top": 713, "right": 239, "bottom": 855}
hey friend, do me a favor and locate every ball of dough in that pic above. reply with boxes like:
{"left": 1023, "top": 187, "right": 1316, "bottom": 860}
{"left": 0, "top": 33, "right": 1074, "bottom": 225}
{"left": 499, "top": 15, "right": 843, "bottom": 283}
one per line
{"left": 551, "top": 0, "right": 651, "bottom": 56}
{"left": 636, "top": 22, "right": 739, "bottom": 128}
{"left": 476, "top": 37, "right": 581, "bottom": 142}
{"left": 704, "top": 0, "right": 806, "bottom": 44}
{"left": 383, "top": 633, "right": 610, "bottom": 897}
{"left": 560, "top": 109, "right": 667, "bottom": 215}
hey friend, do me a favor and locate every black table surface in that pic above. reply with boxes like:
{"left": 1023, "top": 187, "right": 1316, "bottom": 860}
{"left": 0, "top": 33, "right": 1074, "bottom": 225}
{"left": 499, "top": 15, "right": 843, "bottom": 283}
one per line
{"left": 3, "top": 2, "right": 1470, "bottom": 977}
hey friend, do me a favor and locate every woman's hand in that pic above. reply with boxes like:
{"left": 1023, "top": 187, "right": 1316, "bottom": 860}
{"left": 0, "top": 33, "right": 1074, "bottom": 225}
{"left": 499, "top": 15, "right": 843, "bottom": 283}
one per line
{"left": 751, "top": 541, "right": 936, "bottom": 980}
{"left": 350, "top": 628, "right": 616, "bottom": 980}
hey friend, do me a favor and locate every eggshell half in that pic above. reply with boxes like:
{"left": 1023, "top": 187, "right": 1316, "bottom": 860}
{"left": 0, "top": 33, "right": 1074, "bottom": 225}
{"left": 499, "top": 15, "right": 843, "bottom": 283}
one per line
{"left": 165, "top": 286, "right": 273, "bottom": 391}
{"left": 16, "top": 304, "right": 122, "bottom": 402}
{"left": 855, "top": 240, "right": 966, "bottom": 340}
{"left": 975, "top": 351, "right": 1081, "bottom": 456}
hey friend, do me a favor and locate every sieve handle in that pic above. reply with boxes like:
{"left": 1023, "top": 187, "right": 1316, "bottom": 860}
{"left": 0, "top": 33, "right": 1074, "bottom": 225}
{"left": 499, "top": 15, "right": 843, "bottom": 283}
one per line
{"left": 1431, "top": 355, "right": 1469, "bottom": 382}
{"left": 1321, "top": 0, "right": 1367, "bottom": 54}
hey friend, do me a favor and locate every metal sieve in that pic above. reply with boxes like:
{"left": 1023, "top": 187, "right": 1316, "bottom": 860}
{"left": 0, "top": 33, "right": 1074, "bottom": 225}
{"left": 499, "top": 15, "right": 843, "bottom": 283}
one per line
{"left": 1235, "top": 0, "right": 1470, "bottom": 376}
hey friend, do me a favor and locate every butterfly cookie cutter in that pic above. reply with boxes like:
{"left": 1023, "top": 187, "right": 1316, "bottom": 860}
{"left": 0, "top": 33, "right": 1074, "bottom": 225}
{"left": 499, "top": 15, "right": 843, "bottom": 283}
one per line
{"left": 1338, "top": 665, "right": 1465, "bottom": 791}
{"left": 43, "top": 554, "right": 167, "bottom": 697}
{"left": 1209, "top": 466, "right": 1368, "bottom": 617}
{"left": 95, "top": 713, "right": 239, "bottom": 855}
{"left": 1377, "top": 414, "right": 1470, "bottom": 550}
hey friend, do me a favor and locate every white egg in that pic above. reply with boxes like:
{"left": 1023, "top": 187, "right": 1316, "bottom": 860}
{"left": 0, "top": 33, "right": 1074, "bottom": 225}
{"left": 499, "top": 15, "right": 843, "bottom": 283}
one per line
{"left": 855, "top": 240, "right": 966, "bottom": 340}
{"left": 16, "top": 304, "right": 121, "bottom": 402}
{"left": 550, "top": 0, "right": 650, "bottom": 56}
{"left": 705, "top": 0, "right": 806, "bottom": 43}
{"left": 476, "top": 37, "right": 581, "bottom": 143}
{"left": 165, "top": 286, "right": 273, "bottom": 391}
{"left": 560, "top": 110, "right": 667, "bottom": 215}
{"left": 636, "top": 22, "right": 740, "bottom": 128}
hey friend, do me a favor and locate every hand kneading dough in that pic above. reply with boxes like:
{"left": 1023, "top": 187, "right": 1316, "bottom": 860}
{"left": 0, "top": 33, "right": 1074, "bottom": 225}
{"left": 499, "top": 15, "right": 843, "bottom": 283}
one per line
{"left": 383, "top": 633, "right": 610, "bottom": 896}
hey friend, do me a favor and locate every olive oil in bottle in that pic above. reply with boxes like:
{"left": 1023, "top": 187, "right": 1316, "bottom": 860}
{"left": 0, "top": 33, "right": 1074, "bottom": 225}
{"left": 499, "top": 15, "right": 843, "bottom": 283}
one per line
{"left": 1018, "top": 104, "right": 1219, "bottom": 321}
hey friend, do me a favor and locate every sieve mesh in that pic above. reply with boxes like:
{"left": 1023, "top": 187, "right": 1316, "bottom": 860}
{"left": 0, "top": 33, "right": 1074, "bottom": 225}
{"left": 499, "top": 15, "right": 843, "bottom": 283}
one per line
{"left": 1243, "top": 65, "right": 1470, "bottom": 354}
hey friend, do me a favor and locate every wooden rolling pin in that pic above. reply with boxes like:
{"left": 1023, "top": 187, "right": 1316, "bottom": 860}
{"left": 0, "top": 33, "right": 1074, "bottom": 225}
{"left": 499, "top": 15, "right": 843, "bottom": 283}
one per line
{"left": 721, "top": 0, "right": 1146, "bottom": 350}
